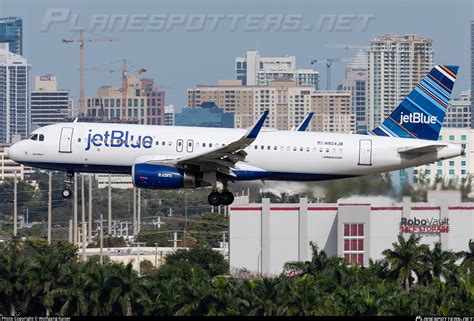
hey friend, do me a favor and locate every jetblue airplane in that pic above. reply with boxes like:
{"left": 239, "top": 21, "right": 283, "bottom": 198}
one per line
{"left": 8, "top": 65, "right": 462, "bottom": 206}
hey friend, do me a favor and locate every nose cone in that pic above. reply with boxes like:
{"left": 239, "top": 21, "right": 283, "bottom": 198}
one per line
{"left": 7, "top": 142, "right": 21, "bottom": 162}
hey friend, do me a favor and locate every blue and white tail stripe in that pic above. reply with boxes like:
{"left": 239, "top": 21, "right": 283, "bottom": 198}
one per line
{"left": 368, "top": 64, "right": 458, "bottom": 141}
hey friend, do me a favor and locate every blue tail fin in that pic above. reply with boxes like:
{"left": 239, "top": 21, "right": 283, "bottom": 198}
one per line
{"left": 368, "top": 64, "right": 459, "bottom": 141}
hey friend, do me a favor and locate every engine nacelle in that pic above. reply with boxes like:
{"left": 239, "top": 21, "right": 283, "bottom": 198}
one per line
{"left": 132, "top": 163, "right": 197, "bottom": 189}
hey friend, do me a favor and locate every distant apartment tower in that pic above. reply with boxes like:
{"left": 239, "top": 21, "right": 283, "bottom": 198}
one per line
{"left": 0, "top": 43, "right": 31, "bottom": 145}
{"left": 236, "top": 50, "right": 319, "bottom": 89}
{"left": 176, "top": 103, "right": 234, "bottom": 128}
{"left": 164, "top": 104, "right": 175, "bottom": 126}
{"left": 444, "top": 90, "right": 471, "bottom": 128}
{"left": 140, "top": 78, "right": 165, "bottom": 125}
{"left": 340, "top": 50, "right": 368, "bottom": 133}
{"left": 86, "top": 78, "right": 165, "bottom": 125}
{"left": 31, "top": 75, "right": 72, "bottom": 129}
{"left": 0, "top": 17, "right": 22, "bottom": 55}
{"left": 188, "top": 80, "right": 354, "bottom": 132}
{"left": 367, "top": 34, "right": 434, "bottom": 128}
{"left": 311, "top": 91, "right": 354, "bottom": 133}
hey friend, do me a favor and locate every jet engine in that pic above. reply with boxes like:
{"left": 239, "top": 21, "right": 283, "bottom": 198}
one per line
{"left": 132, "top": 163, "right": 197, "bottom": 189}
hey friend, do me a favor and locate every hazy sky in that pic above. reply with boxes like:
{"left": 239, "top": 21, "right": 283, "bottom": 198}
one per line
{"left": 1, "top": 0, "right": 472, "bottom": 109}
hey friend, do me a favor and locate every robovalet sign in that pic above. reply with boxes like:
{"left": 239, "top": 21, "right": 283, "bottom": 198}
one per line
{"left": 399, "top": 217, "right": 450, "bottom": 236}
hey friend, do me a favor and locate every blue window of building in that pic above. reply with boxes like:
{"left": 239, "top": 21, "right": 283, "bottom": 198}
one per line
{"left": 462, "top": 170, "right": 466, "bottom": 175}
{"left": 461, "top": 135, "right": 467, "bottom": 140}
{"left": 449, "top": 169, "right": 455, "bottom": 175}
{"left": 449, "top": 135, "right": 455, "bottom": 140}
{"left": 438, "top": 135, "right": 442, "bottom": 140}
{"left": 437, "top": 162, "right": 442, "bottom": 166}
{"left": 449, "top": 161, "right": 455, "bottom": 166}
{"left": 437, "top": 170, "right": 442, "bottom": 175}
{"left": 461, "top": 161, "right": 466, "bottom": 166}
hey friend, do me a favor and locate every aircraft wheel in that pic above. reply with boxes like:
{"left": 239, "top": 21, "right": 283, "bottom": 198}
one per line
{"left": 220, "top": 191, "right": 235, "bottom": 206}
{"left": 62, "top": 188, "right": 72, "bottom": 199}
{"left": 208, "top": 191, "right": 221, "bottom": 206}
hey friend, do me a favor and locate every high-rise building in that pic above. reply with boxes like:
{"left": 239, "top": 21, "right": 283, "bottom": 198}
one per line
{"left": 444, "top": 90, "right": 471, "bottom": 128}
{"left": 86, "top": 77, "right": 165, "bottom": 125}
{"left": 367, "top": 34, "right": 434, "bottom": 128}
{"left": 0, "top": 43, "right": 31, "bottom": 145}
{"left": 188, "top": 80, "right": 354, "bottom": 132}
{"left": 0, "top": 17, "right": 22, "bottom": 55}
{"left": 140, "top": 78, "right": 165, "bottom": 125}
{"left": 175, "top": 103, "right": 234, "bottom": 128}
{"left": 164, "top": 104, "right": 175, "bottom": 126}
{"left": 340, "top": 50, "right": 368, "bottom": 133}
{"left": 236, "top": 50, "right": 319, "bottom": 89}
{"left": 31, "top": 75, "right": 72, "bottom": 129}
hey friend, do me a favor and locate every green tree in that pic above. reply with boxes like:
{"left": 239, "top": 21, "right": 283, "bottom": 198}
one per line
{"left": 163, "top": 247, "right": 228, "bottom": 277}
{"left": 458, "top": 239, "right": 474, "bottom": 273}
{"left": 382, "top": 235, "right": 429, "bottom": 292}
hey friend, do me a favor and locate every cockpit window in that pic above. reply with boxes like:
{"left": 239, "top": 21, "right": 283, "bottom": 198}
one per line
{"left": 39, "top": 134, "right": 44, "bottom": 141}
{"left": 30, "top": 134, "right": 38, "bottom": 141}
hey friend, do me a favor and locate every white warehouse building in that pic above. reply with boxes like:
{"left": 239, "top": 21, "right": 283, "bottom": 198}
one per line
{"left": 229, "top": 191, "right": 473, "bottom": 275}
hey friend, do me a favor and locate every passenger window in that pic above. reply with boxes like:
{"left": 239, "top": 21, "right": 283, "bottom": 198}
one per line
{"left": 312, "top": 147, "right": 316, "bottom": 152}
{"left": 260, "top": 145, "right": 264, "bottom": 150}
{"left": 306, "top": 147, "right": 310, "bottom": 152}
{"left": 203, "top": 143, "right": 206, "bottom": 147}
{"left": 273, "top": 146, "right": 277, "bottom": 151}
{"left": 267, "top": 146, "right": 271, "bottom": 150}
{"left": 280, "top": 146, "right": 284, "bottom": 151}
{"left": 254, "top": 145, "right": 258, "bottom": 149}
{"left": 168, "top": 141, "right": 172, "bottom": 146}
{"left": 293, "top": 147, "right": 297, "bottom": 151}
{"left": 155, "top": 141, "right": 159, "bottom": 146}
{"left": 209, "top": 143, "right": 213, "bottom": 147}
{"left": 286, "top": 146, "right": 290, "bottom": 151}
{"left": 162, "top": 141, "right": 166, "bottom": 146}
{"left": 299, "top": 147, "right": 303, "bottom": 152}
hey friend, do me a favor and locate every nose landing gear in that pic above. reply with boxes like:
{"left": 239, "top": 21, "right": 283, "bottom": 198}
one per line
{"left": 62, "top": 171, "right": 74, "bottom": 199}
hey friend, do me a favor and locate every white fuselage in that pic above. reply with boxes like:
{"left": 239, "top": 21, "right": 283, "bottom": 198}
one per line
{"left": 8, "top": 122, "right": 463, "bottom": 181}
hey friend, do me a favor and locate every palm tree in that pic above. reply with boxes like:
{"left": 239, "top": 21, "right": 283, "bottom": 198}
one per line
{"left": 458, "top": 239, "right": 474, "bottom": 273}
{"left": 105, "top": 262, "right": 148, "bottom": 316}
{"left": 46, "top": 263, "right": 89, "bottom": 316}
{"left": 0, "top": 250, "right": 29, "bottom": 315}
{"left": 26, "top": 253, "right": 61, "bottom": 316}
{"left": 283, "top": 242, "right": 338, "bottom": 277}
{"left": 421, "top": 242, "right": 458, "bottom": 283}
{"left": 382, "top": 235, "right": 428, "bottom": 292}
{"left": 83, "top": 262, "right": 110, "bottom": 316}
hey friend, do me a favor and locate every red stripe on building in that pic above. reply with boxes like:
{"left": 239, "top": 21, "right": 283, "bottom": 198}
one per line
{"left": 448, "top": 206, "right": 474, "bottom": 210}
{"left": 270, "top": 207, "right": 300, "bottom": 211}
{"left": 371, "top": 207, "right": 402, "bottom": 211}
{"left": 339, "top": 203, "right": 371, "bottom": 206}
{"left": 308, "top": 207, "right": 338, "bottom": 211}
{"left": 230, "top": 207, "right": 262, "bottom": 211}
{"left": 411, "top": 206, "right": 440, "bottom": 210}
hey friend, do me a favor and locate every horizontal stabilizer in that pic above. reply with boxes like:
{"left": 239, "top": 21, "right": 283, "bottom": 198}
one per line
{"left": 398, "top": 144, "right": 446, "bottom": 155}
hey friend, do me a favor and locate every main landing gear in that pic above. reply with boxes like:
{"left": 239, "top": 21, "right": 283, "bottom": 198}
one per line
{"left": 208, "top": 190, "right": 234, "bottom": 206}
{"left": 62, "top": 171, "right": 74, "bottom": 199}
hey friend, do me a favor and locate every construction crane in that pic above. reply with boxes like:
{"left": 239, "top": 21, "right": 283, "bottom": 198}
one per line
{"left": 62, "top": 30, "right": 119, "bottom": 117}
{"left": 310, "top": 58, "right": 353, "bottom": 90}
{"left": 85, "top": 59, "right": 146, "bottom": 121}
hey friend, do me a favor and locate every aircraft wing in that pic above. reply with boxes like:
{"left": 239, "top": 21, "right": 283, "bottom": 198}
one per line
{"left": 397, "top": 144, "right": 447, "bottom": 155}
{"left": 174, "top": 111, "right": 269, "bottom": 176}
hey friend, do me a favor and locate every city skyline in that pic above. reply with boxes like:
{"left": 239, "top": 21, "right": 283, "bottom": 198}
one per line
{"left": 0, "top": 0, "right": 471, "bottom": 110}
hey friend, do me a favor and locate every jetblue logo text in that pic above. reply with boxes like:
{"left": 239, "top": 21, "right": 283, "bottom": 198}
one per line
{"left": 400, "top": 112, "right": 437, "bottom": 125}
{"left": 85, "top": 130, "right": 153, "bottom": 151}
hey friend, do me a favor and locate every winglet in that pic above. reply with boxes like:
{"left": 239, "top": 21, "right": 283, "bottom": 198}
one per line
{"left": 245, "top": 110, "right": 269, "bottom": 139}
{"left": 296, "top": 112, "right": 314, "bottom": 132}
